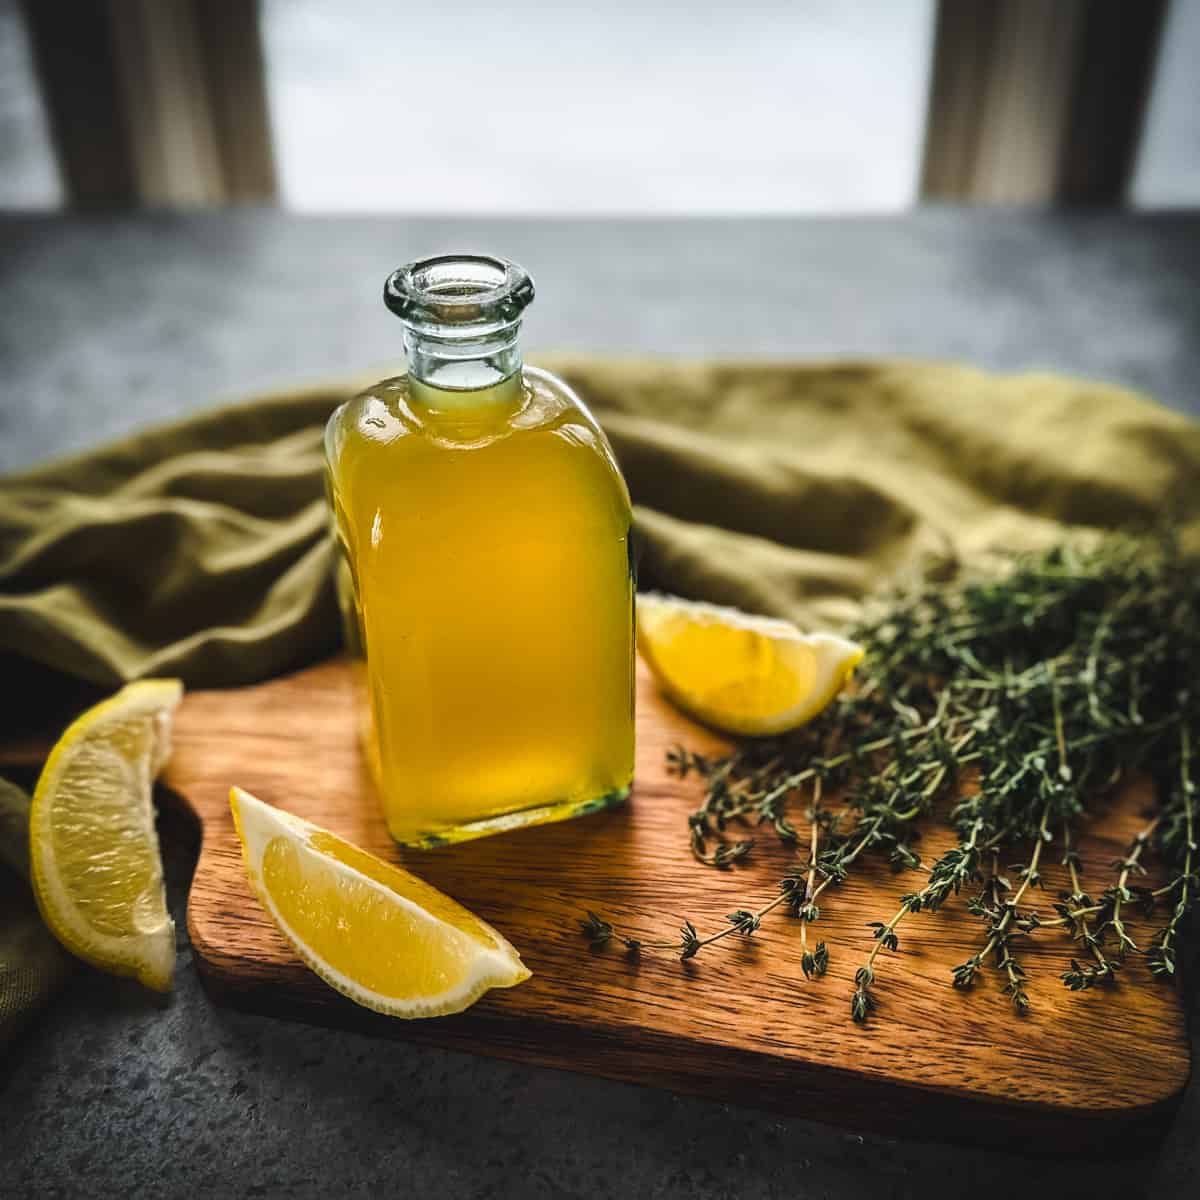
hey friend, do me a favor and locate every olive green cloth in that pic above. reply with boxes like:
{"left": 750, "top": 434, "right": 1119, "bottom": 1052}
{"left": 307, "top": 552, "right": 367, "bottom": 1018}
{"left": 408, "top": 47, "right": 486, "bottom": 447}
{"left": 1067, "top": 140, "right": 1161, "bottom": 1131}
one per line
{"left": 0, "top": 778, "right": 73, "bottom": 1050}
{"left": 2, "top": 356, "right": 1199, "bottom": 1044}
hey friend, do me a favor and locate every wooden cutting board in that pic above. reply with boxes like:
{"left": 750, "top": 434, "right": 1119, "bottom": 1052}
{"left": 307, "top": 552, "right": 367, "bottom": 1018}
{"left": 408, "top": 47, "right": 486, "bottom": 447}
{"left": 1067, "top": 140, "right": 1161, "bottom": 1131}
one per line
{"left": 146, "top": 660, "right": 1186, "bottom": 1147}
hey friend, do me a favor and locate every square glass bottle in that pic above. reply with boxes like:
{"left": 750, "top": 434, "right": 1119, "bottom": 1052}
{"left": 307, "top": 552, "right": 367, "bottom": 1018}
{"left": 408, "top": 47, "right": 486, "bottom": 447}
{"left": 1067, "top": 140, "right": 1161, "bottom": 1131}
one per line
{"left": 324, "top": 255, "right": 635, "bottom": 846}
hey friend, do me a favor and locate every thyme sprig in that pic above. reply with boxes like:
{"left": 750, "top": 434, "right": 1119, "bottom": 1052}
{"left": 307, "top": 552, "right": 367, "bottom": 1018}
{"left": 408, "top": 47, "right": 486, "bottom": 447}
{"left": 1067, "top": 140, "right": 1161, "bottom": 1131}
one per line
{"left": 582, "top": 535, "right": 1200, "bottom": 1024}
{"left": 798, "top": 777, "right": 828, "bottom": 979}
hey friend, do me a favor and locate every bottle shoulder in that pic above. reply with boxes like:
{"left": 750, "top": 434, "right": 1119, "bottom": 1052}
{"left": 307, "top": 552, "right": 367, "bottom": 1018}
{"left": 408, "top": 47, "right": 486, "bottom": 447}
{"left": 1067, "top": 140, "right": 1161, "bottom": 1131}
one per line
{"left": 326, "top": 368, "right": 627, "bottom": 498}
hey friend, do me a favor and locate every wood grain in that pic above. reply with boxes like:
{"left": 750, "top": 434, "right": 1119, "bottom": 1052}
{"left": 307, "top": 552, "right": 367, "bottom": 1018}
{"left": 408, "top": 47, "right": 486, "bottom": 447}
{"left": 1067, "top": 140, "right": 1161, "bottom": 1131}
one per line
{"left": 154, "top": 659, "right": 1187, "bottom": 1148}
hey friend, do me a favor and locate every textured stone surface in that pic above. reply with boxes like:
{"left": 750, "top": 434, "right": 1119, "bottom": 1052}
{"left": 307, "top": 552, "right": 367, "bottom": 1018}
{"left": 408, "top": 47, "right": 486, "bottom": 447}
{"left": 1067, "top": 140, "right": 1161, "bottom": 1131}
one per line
{"left": 3, "top": 209, "right": 1200, "bottom": 474}
{"left": 1, "top": 211, "right": 1198, "bottom": 1197}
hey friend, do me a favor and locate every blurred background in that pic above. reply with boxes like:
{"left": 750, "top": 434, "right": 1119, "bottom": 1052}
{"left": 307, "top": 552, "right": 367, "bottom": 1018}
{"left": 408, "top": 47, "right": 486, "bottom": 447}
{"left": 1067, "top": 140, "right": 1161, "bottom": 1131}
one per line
{"left": 2, "top": 0, "right": 1197, "bottom": 216}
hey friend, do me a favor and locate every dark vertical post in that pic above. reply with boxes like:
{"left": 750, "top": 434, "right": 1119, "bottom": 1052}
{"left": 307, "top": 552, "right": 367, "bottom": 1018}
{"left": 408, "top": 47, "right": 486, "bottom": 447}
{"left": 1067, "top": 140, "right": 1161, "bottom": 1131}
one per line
{"left": 19, "top": 0, "right": 277, "bottom": 209}
{"left": 1058, "top": 1, "right": 1167, "bottom": 204}
{"left": 20, "top": 0, "right": 137, "bottom": 209}
{"left": 921, "top": 0, "right": 1167, "bottom": 204}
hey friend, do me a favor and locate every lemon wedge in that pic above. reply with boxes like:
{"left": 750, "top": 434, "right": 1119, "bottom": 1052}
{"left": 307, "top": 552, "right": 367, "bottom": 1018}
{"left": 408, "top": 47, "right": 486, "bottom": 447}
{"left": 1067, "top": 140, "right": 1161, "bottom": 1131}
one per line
{"left": 637, "top": 593, "right": 863, "bottom": 736}
{"left": 29, "top": 679, "right": 182, "bottom": 992}
{"left": 230, "top": 787, "right": 531, "bottom": 1018}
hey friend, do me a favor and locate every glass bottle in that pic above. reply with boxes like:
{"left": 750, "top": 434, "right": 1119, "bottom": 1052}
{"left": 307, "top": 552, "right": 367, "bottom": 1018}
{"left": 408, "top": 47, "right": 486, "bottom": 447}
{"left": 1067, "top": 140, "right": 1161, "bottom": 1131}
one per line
{"left": 324, "top": 255, "right": 635, "bottom": 847}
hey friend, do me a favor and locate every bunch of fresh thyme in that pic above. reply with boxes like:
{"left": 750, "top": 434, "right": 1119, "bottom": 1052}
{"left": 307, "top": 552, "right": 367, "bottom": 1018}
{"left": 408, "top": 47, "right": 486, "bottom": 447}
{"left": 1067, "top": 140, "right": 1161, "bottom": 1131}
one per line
{"left": 580, "top": 534, "right": 1200, "bottom": 1024}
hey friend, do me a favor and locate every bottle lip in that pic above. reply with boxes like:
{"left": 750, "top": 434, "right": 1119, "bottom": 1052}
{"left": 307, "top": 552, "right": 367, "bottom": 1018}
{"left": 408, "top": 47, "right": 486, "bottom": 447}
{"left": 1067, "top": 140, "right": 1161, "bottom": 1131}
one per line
{"left": 384, "top": 254, "right": 534, "bottom": 335}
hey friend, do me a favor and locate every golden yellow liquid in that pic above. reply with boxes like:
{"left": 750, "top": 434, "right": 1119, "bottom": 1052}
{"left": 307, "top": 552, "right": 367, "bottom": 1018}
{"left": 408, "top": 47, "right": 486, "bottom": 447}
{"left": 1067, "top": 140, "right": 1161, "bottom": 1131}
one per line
{"left": 324, "top": 367, "right": 635, "bottom": 846}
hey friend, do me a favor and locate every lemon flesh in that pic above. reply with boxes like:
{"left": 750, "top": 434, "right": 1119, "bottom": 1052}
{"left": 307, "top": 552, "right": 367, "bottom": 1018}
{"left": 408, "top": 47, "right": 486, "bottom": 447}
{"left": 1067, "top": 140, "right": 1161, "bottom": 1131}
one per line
{"left": 29, "top": 679, "right": 182, "bottom": 992}
{"left": 230, "top": 787, "right": 530, "bottom": 1018}
{"left": 637, "top": 593, "right": 863, "bottom": 736}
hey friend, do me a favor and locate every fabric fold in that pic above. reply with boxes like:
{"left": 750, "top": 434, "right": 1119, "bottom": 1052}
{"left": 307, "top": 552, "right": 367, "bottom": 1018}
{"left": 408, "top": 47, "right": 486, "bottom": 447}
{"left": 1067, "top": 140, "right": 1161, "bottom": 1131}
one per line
{"left": 3, "top": 358, "right": 1198, "bottom": 711}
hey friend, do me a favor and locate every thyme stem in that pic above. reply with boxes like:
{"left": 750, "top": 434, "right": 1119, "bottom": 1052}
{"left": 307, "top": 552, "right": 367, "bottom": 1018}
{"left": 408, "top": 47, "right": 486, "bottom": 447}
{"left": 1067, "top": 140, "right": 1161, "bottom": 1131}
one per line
{"left": 798, "top": 777, "right": 828, "bottom": 978}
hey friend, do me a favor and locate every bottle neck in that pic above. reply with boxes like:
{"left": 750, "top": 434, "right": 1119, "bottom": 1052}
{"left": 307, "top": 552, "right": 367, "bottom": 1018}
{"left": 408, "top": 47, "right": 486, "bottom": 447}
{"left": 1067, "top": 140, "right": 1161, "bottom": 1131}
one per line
{"left": 403, "top": 323, "right": 523, "bottom": 403}
{"left": 385, "top": 254, "right": 535, "bottom": 411}
{"left": 407, "top": 365, "right": 524, "bottom": 413}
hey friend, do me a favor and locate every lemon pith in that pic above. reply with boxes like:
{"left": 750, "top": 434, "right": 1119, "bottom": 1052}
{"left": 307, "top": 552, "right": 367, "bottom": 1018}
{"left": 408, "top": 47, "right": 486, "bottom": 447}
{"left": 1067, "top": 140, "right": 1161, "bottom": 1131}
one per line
{"left": 29, "top": 679, "right": 182, "bottom": 992}
{"left": 230, "top": 787, "right": 530, "bottom": 1018}
{"left": 637, "top": 593, "right": 863, "bottom": 736}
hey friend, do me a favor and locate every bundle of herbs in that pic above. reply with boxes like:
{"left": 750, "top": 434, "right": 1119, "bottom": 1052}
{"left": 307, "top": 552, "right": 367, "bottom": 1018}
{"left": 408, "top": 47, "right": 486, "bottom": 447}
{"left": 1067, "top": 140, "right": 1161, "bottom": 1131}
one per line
{"left": 581, "top": 534, "right": 1200, "bottom": 1023}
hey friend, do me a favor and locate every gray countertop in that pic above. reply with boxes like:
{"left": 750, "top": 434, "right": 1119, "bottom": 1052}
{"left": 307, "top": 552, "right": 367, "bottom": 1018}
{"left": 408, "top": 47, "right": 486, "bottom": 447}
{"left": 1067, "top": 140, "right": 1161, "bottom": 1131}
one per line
{"left": 1, "top": 209, "right": 1198, "bottom": 1198}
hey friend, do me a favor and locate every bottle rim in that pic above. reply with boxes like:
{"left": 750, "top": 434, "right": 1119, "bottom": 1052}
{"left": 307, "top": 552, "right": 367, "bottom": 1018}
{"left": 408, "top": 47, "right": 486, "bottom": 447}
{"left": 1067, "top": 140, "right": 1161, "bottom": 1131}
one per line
{"left": 384, "top": 254, "right": 534, "bottom": 335}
